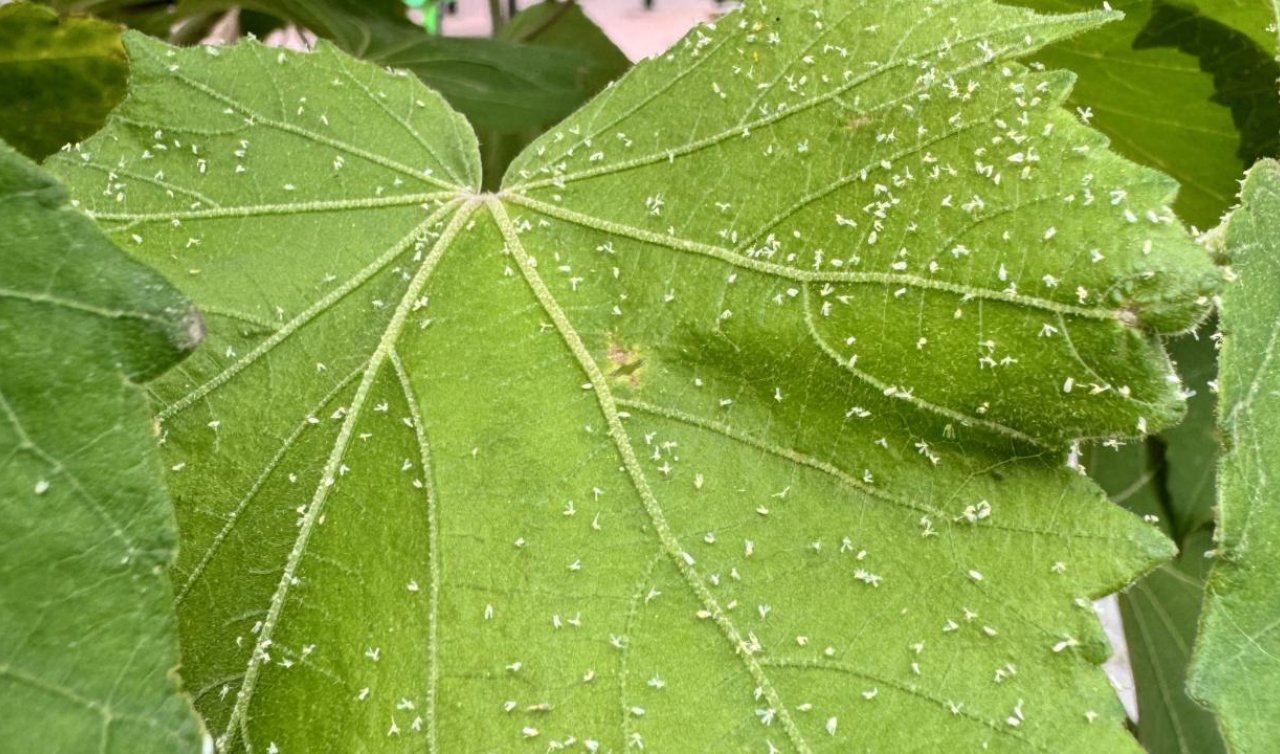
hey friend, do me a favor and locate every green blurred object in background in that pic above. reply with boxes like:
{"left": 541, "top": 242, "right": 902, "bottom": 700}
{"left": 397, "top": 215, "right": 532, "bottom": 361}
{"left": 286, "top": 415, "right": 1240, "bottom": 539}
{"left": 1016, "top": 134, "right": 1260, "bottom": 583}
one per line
{"left": 403, "top": 0, "right": 439, "bottom": 33}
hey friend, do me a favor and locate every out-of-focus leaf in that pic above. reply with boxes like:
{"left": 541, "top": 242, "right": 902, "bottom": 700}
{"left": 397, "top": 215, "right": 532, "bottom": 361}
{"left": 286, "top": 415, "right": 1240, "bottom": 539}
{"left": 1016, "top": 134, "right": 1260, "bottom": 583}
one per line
{"left": 180, "top": 0, "right": 601, "bottom": 133}
{"left": 35, "top": 0, "right": 177, "bottom": 37}
{"left": 0, "top": 140, "right": 204, "bottom": 752}
{"left": 1092, "top": 432, "right": 1226, "bottom": 754}
{"left": 1161, "top": 329, "right": 1222, "bottom": 534}
{"left": 1190, "top": 158, "right": 1280, "bottom": 753}
{"left": 481, "top": 0, "right": 632, "bottom": 189}
{"left": 178, "top": 0, "right": 410, "bottom": 50}
{"left": 1005, "top": 0, "right": 1280, "bottom": 230}
{"left": 499, "top": 1, "right": 631, "bottom": 95}
{"left": 1122, "top": 530, "right": 1222, "bottom": 754}
{"left": 0, "top": 2, "right": 126, "bottom": 160}
{"left": 369, "top": 31, "right": 596, "bottom": 132}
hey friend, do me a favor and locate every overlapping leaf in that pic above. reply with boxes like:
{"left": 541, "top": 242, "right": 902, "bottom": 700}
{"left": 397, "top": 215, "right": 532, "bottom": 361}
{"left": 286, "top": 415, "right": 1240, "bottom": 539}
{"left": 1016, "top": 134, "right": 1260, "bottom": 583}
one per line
{"left": 479, "top": 1, "right": 632, "bottom": 189}
{"left": 0, "top": 142, "right": 202, "bottom": 752}
{"left": 1006, "top": 0, "right": 1280, "bottom": 230}
{"left": 1190, "top": 159, "right": 1280, "bottom": 753}
{"left": 0, "top": 2, "right": 127, "bottom": 160}
{"left": 180, "top": 0, "right": 613, "bottom": 133}
{"left": 49, "top": 1, "right": 1221, "bottom": 750}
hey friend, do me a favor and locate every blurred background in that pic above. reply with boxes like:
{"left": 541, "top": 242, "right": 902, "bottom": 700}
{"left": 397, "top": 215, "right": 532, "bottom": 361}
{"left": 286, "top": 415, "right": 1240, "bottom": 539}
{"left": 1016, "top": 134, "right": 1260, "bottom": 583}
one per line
{"left": 429, "top": 0, "right": 741, "bottom": 60}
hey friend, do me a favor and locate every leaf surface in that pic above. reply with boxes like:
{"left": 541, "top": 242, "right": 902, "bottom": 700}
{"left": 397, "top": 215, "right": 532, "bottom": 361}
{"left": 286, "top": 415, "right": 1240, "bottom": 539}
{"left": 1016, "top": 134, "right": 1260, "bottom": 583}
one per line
{"left": 1189, "top": 158, "right": 1280, "bottom": 753}
{"left": 49, "top": 2, "right": 1222, "bottom": 750}
{"left": 0, "top": 2, "right": 127, "bottom": 160}
{"left": 0, "top": 141, "right": 203, "bottom": 751}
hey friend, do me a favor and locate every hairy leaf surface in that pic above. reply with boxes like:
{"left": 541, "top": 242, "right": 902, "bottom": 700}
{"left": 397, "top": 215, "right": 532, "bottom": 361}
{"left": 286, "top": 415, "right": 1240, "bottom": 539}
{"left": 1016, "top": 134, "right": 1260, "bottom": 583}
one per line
{"left": 0, "top": 142, "right": 202, "bottom": 751}
{"left": 1190, "top": 158, "right": 1280, "bottom": 753}
{"left": 50, "top": 2, "right": 1222, "bottom": 750}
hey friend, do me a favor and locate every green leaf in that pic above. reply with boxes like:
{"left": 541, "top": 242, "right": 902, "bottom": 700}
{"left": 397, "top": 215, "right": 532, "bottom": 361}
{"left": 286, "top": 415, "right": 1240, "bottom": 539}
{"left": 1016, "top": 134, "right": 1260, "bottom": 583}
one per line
{"left": 0, "top": 2, "right": 127, "bottom": 160}
{"left": 1091, "top": 433, "right": 1226, "bottom": 754}
{"left": 1003, "top": 0, "right": 1280, "bottom": 230}
{"left": 34, "top": 0, "right": 180, "bottom": 38}
{"left": 48, "top": 1, "right": 1221, "bottom": 748}
{"left": 1189, "top": 158, "right": 1280, "bottom": 753}
{"left": 498, "top": 1, "right": 631, "bottom": 96}
{"left": 0, "top": 141, "right": 203, "bottom": 751}
{"left": 481, "top": 0, "right": 632, "bottom": 189}
{"left": 1159, "top": 329, "right": 1222, "bottom": 535}
{"left": 1121, "top": 531, "right": 1223, "bottom": 754}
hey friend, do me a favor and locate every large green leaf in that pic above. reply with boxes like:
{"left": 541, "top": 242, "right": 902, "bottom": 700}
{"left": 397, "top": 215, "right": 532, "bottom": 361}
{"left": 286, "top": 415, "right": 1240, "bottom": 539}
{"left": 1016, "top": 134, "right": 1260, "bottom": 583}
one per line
{"left": 1005, "top": 0, "right": 1280, "bottom": 230}
{"left": 49, "top": 0, "right": 1221, "bottom": 749}
{"left": 0, "top": 2, "right": 127, "bottom": 160}
{"left": 0, "top": 141, "right": 203, "bottom": 751}
{"left": 1190, "top": 158, "right": 1280, "bottom": 753}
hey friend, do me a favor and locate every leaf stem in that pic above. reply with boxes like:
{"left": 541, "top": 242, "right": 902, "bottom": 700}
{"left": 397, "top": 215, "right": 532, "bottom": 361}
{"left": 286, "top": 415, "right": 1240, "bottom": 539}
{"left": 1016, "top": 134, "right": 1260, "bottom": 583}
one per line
{"left": 488, "top": 0, "right": 504, "bottom": 34}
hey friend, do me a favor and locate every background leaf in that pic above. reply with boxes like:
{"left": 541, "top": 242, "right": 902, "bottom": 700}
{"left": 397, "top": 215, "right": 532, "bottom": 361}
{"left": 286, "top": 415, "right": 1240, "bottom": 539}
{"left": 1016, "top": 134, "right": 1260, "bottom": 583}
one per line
{"left": 1005, "top": 0, "right": 1280, "bottom": 232}
{"left": 1189, "top": 158, "right": 1280, "bottom": 753}
{"left": 0, "top": 141, "right": 203, "bottom": 752}
{"left": 481, "top": 0, "right": 632, "bottom": 189}
{"left": 0, "top": 2, "right": 127, "bottom": 160}
{"left": 178, "top": 0, "right": 609, "bottom": 133}
{"left": 35, "top": 0, "right": 181, "bottom": 38}
{"left": 49, "top": 0, "right": 1221, "bottom": 749}
{"left": 1003, "top": 4, "right": 1280, "bottom": 748}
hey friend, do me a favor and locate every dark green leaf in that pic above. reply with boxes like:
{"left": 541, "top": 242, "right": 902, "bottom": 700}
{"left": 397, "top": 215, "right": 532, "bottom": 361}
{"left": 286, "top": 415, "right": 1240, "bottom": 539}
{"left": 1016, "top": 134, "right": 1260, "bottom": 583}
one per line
{"left": 1160, "top": 329, "right": 1221, "bottom": 536}
{"left": 1091, "top": 435, "right": 1226, "bottom": 754}
{"left": 35, "top": 0, "right": 178, "bottom": 38}
{"left": 0, "top": 140, "right": 203, "bottom": 752}
{"left": 0, "top": 2, "right": 127, "bottom": 160}
{"left": 499, "top": 1, "right": 631, "bottom": 96}
{"left": 181, "top": 0, "right": 603, "bottom": 133}
{"left": 482, "top": 0, "right": 633, "bottom": 189}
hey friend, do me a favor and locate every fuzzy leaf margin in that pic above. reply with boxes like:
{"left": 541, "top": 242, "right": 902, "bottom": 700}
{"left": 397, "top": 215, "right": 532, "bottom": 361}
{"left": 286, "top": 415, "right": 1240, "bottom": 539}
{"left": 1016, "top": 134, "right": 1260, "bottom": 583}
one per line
{"left": 1190, "top": 158, "right": 1280, "bottom": 753}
